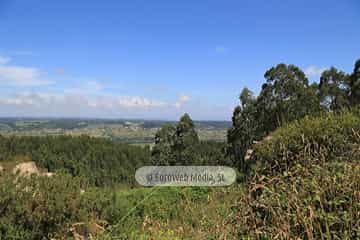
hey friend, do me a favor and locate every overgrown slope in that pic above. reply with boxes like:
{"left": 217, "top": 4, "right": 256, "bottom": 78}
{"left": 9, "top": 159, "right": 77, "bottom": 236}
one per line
{"left": 1, "top": 110, "right": 359, "bottom": 239}
{"left": 230, "top": 109, "right": 360, "bottom": 239}
{"left": 251, "top": 109, "right": 360, "bottom": 175}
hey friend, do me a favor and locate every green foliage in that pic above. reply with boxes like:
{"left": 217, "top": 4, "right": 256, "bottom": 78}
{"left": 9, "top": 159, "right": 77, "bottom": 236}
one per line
{"left": 183, "top": 186, "right": 211, "bottom": 201}
{"left": 227, "top": 88, "right": 258, "bottom": 170}
{"left": 226, "top": 109, "right": 360, "bottom": 239}
{"left": 0, "top": 173, "right": 89, "bottom": 239}
{"left": 100, "top": 186, "right": 240, "bottom": 239}
{"left": 152, "top": 113, "right": 230, "bottom": 166}
{"left": 231, "top": 161, "right": 360, "bottom": 239}
{"left": 228, "top": 63, "right": 321, "bottom": 171}
{"left": 117, "top": 187, "right": 184, "bottom": 221}
{"left": 103, "top": 187, "right": 186, "bottom": 238}
{"left": 228, "top": 59, "right": 360, "bottom": 173}
{"left": 252, "top": 109, "right": 360, "bottom": 175}
{"left": 0, "top": 135, "right": 151, "bottom": 186}
{"left": 261, "top": 64, "right": 319, "bottom": 126}
{"left": 349, "top": 59, "right": 360, "bottom": 106}
{"left": 197, "top": 140, "right": 232, "bottom": 165}
{"left": 173, "top": 113, "right": 200, "bottom": 165}
{"left": 152, "top": 123, "right": 177, "bottom": 165}
{"left": 319, "top": 67, "right": 350, "bottom": 111}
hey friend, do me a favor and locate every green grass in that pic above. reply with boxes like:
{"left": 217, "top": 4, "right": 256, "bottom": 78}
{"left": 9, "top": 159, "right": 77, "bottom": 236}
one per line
{"left": 97, "top": 186, "right": 242, "bottom": 239}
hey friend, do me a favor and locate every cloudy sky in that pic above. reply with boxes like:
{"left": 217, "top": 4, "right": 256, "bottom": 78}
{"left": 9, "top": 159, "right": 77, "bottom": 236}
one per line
{"left": 0, "top": 0, "right": 359, "bottom": 120}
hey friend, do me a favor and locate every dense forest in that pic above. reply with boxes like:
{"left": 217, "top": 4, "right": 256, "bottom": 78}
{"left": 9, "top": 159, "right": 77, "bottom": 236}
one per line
{"left": 0, "top": 135, "right": 151, "bottom": 186}
{"left": 0, "top": 58, "right": 359, "bottom": 239}
{"left": 0, "top": 132, "right": 229, "bottom": 186}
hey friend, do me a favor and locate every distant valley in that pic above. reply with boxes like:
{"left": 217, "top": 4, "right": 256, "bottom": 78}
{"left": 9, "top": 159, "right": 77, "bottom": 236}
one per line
{"left": 0, "top": 118, "right": 230, "bottom": 144}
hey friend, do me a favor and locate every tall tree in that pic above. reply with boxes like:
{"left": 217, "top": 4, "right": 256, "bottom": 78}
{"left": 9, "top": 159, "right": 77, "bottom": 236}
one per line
{"left": 151, "top": 123, "right": 176, "bottom": 165}
{"left": 151, "top": 113, "right": 200, "bottom": 165}
{"left": 318, "top": 67, "right": 350, "bottom": 111}
{"left": 259, "top": 64, "right": 319, "bottom": 129}
{"left": 348, "top": 59, "right": 360, "bottom": 106}
{"left": 228, "top": 88, "right": 257, "bottom": 170}
{"left": 228, "top": 64, "right": 321, "bottom": 172}
{"left": 173, "top": 113, "right": 199, "bottom": 165}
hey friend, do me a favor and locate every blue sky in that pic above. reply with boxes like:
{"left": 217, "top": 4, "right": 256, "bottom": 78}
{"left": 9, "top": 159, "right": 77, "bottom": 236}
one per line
{"left": 0, "top": 0, "right": 359, "bottom": 120}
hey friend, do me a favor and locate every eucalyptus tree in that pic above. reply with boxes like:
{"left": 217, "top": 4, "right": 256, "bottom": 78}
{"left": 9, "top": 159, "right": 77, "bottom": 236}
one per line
{"left": 348, "top": 59, "right": 360, "bottom": 106}
{"left": 318, "top": 67, "right": 350, "bottom": 111}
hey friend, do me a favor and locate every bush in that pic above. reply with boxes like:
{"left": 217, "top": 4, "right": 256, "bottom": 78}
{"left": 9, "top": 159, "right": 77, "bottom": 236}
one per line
{"left": 231, "top": 161, "right": 360, "bottom": 239}
{"left": 0, "top": 173, "right": 91, "bottom": 239}
{"left": 251, "top": 109, "right": 360, "bottom": 175}
{"left": 229, "top": 110, "right": 360, "bottom": 239}
{"left": 0, "top": 172, "right": 129, "bottom": 239}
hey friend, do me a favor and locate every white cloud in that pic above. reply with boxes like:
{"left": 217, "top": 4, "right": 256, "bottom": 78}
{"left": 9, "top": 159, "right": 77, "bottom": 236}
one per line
{"left": 0, "top": 56, "right": 53, "bottom": 86}
{"left": 0, "top": 65, "right": 53, "bottom": 86}
{"left": 304, "top": 65, "right": 327, "bottom": 77}
{"left": 88, "top": 95, "right": 167, "bottom": 109}
{"left": 215, "top": 46, "right": 228, "bottom": 54}
{"left": 175, "top": 95, "right": 190, "bottom": 108}
{"left": 0, "top": 92, "right": 232, "bottom": 120}
{"left": 0, "top": 92, "right": 167, "bottom": 110}
{"left": 86, "top": 80, "right": 103, "bottom": 91}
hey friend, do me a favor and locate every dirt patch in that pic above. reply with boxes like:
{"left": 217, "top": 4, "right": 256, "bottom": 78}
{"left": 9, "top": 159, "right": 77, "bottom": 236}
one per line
{"left": 245, "top": 135, "right": 273, "bottom": 162}
{"left": 11, "top": 161, "right": 55, "bottom": 177}
{"left": 70, "top": 222, "right": 106, "bottom": 240}
{"left": 12, "top": 162, "right": 40, "bottom": 176}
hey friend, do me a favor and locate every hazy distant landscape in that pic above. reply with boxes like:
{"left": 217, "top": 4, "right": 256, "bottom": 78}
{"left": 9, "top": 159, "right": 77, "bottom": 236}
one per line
{"left": 0, "top": 118, "right": 230, "bottom": 144}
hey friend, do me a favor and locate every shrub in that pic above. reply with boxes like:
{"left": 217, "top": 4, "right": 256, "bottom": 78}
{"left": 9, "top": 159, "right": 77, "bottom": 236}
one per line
{"left": 0, "top": 173, "right": 94, "bottom": 239}
{"left": 231, "top": 161, "right": 360, "bottom": 239}
{"left": 251, "top": 109, "right": 360, "bottom": 175}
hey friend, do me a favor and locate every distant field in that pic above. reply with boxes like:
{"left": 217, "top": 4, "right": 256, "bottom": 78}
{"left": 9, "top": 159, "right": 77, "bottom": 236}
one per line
{"left": 0, "top": 118, "right": 229, "bottom": 143}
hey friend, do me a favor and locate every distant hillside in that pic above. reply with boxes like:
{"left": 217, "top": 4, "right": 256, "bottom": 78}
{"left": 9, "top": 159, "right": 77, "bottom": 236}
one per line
{"left": 0, "top": 118, "right": 230, "bottom": 144}
{"left": 0, "top": 118, "right": 231, "bottom": 131}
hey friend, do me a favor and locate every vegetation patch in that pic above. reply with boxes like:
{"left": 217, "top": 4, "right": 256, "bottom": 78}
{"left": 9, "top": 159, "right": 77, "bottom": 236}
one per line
{"left": 251, "top": 109, "right": 360, "bottom": 175}
{"left": 230, "top": 160, "right": 360, "bottom": 239}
